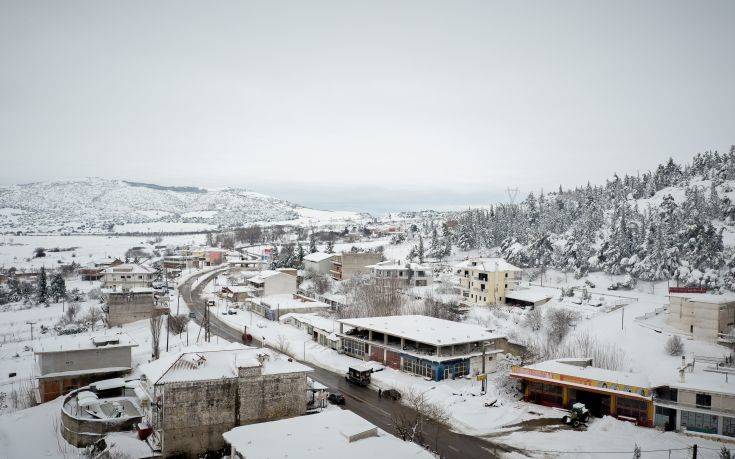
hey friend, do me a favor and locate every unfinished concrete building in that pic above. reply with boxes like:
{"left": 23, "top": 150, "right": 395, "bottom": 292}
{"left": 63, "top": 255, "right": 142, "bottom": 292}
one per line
{"left": 103, "top": 288, "right": 169, "bottom": 326}
{"left": 139, "top": 345, "right": 312, "bottom": 458}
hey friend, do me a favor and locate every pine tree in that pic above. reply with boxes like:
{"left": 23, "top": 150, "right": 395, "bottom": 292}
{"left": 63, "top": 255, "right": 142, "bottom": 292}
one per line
{"left": 309, "top": 233, "right": 318, "bottom": 253}
{"left": 36, "top": 267, "right": 48, "bottom": 305}
{"left": 417, "top": 235, "right": 425, "bottom": 263}
{"left": 326, "top": 239, "right": 335, "bottom": 254}
{"left": 297, "top": 243, "right": 305, "bottom": 266}
{"left": 49, "top": 273, "right": 66, "bottom": 303}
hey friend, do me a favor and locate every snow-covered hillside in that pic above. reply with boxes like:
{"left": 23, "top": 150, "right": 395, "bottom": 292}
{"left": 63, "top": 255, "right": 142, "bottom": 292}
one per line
{"left": 0, "top": 178, "right": 366, "bottom": 234}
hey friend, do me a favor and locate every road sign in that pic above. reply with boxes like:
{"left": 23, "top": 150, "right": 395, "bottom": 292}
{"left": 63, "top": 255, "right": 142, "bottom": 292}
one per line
{"left": 476, "top": 374, "right": 487, "bottom": 382}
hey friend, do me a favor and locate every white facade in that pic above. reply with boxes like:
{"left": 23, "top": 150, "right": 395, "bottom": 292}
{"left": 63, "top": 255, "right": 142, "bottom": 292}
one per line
{"left": 369, "top": 260, "right": 433, "bottom": 287}
{"left": 101, "top": 264, "right": 156, "bottom": 291}
{"left": 303, "top": 252, "right": 334, "bottom": 275}
{"left": 667, "top": 293, "right": 735, "bottom": 342}
{"left": 246, "top": 269, "right": 297, "bottom": 297}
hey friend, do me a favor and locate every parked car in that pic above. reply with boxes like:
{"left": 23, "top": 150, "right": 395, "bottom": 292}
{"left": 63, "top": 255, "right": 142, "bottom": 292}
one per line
{"left": 327, "top": 393, "right": 346, "bottom": 405}
{"left": 205, "top": 300, "right": 216, "bottom": 306}
{"left": 188, "top": 312, "right": 196, "bottom": 318}
{"left": 383, "top": 389, "right": 401, "bottom": 401}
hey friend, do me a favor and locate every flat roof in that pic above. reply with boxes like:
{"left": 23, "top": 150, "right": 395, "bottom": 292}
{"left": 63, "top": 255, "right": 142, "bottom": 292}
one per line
{"left": 303, "top": 252, "right": 334, "bottom": 262}
{"left": 255, "top": 294, "right": 330, "bottom": 311}
{"left": 513, "top": 359, "right": 651, "bottom": 390}
{"left": 668, "top": 293, "right": 735, "bottom": 304}
{"left": 454, "top": 258, "right": 522, "bottom": 272}
{"left": 368, "top": 260, "right": 431, "bottom": 271}
{"left": 102, "top": 263, "right": 154, "bottom": 274}
{"left": 140, "top": 344, "right": 312, "bottom": 385}
{"left": 38, "top": 366, "right": 132, "bottom": 380}
{"left": 36, "top": 331, "right": 137, "bottom": 354}
{"left": 505, "top": 288, "right": 552, "bottom": 303}
{"left": 222, "top": 410, "right": 434, "bottom": 459}
{"left": 338, "top": 315, "right": 499, "bottom": 346}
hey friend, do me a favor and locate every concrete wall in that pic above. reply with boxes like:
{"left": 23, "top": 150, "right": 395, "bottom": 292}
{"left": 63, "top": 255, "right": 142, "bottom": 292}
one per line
{"left": 263, "top": 273, "right": 297, "bottom": 297}
{"left": 107, "top": 296, "right": 160, "bottom": 327}
{"left": 667, "top": 298, "right": 735, "bottom": 342}
{"left": 339, "top": 253, "right": 382, "bottom": 280}
{"left": 458, "top": 268, "right": 520, "bottom": 305}
{"left": 38, "top": 346, "right": 132, "bottom": 375}
{"left": 678, "top": 388, "right": 735, "bottom": 412}
{"left": 159, "top": 367, "right": 308, "bottom": 459}
{"left": 304, "top": 258, "right": 332, "bottom": 275}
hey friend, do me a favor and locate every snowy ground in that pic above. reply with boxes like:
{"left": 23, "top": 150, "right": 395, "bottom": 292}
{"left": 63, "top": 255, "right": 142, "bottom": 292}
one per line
{"left": 0, "top": 233, "right": 206, "bottom": 271}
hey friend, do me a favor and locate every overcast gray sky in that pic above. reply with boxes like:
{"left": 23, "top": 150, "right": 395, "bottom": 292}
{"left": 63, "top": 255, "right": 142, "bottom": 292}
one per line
{"left": 1, "top": 1, "right": 734, "bottom": 211}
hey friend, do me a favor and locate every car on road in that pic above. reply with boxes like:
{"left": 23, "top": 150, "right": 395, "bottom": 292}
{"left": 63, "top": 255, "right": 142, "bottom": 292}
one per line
{"left": 205, "top": 300, "right": 216, "bottom": 306}
{"left": 383, "top": 389, "right": 401, "bottom": 401}
{"left": 188, "top": 312, "right": 196, "bottom": 319}
{"left": 327, "top": 393, "right": 346, "bottom": 405}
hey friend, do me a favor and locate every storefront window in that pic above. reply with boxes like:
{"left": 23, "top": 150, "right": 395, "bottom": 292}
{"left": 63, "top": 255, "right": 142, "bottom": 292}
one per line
{"left": 342, "top": 338, "right": 366, "bottom": 357}
{"left": 723, "top": 417, "right": 735, "bottom": 437}
{"left": 616, "top": 397, "right": 648, "bottom": 424}
{"left": 681, "top": 410, "right": 718, "bottom": 434}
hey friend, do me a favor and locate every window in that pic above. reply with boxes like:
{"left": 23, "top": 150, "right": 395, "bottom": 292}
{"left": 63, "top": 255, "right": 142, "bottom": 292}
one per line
{"left": 723, "top": 417, "right": 735, "bottom": 437}
{"left": 342, "top": 338, "right": 366, "bottom": 357}
{"left": 616, "top": 397, "right": 648, "bottom": 424}
{"left": 696, "top": 393, "right": 712, "bottom": 408}
{"left": 681, "top": 410, "right": 718, "bottom": 434}
{"left": 402, "top": 358, "right": 434, "bottom": 379}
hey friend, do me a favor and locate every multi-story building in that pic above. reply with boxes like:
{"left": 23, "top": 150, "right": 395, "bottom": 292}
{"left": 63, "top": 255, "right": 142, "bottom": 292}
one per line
{"left": 368, "top": 260, "right": 433, "bottom": 287}
{"left": 454, "top": 258, "right": 522, "bottom": 305}
{"left": 245, "top": 269, "right": 297, "bottom": 297}
{"left": 35, "top": 331, "right": 137, "bottom": 402}
{"left": 101, "top": 263, "right": 156, "bottom": 291}
{"left": 666, "top": 293, "right": 735, "bottom": 342}
{"left": 102, "top": 288, "right": 169, "bottom": 326}
{"left": 330, "top": 252, "right": 382, "bottom": 281}
{"left": 248, "top": 294, "right": 330, "bottom": 321}
{"left": 303, "top": 252, "right": 335, "bottom": 275}
{"left": 139, "top": 346, "right": 312, "bottom": 458}
{"left": 653, "top": 357, "right": 735, "bottom": 437}
{"left": 338, "top": 315, "right": 502, "bottom": 381}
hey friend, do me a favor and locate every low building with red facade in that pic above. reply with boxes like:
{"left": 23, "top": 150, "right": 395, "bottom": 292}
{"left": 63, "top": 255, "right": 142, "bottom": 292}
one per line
{"left": 510, "top": 358, "right": 654, "bottom": 426}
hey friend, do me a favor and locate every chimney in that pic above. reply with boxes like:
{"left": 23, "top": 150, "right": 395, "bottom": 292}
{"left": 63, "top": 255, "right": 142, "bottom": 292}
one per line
{"left": 678, "top": 355, "right": 687, "bottom": 383}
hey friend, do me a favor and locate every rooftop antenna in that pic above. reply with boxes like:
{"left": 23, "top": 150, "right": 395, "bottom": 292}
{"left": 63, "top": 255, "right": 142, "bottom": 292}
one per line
{"left": 506, "top": 187, "right": 520, "bottom": 204}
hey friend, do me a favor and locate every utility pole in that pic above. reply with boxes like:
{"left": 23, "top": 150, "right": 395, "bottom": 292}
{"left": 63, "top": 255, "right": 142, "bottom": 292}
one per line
{"left": 26, "top": 321, "right": 36, "bottom": 340}
{"left": 692, "top": 444, "right": 697, "bottom": 459}
{"left": 621, "top": 306, "right": 625, "bottom": 330}
{"left": 481, "top": 343, "right": 487, "bottom": 394}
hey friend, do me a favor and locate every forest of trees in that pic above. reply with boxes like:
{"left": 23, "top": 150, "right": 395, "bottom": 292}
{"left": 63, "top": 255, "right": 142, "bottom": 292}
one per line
{"left": 447, "top": 147, "right": 735, "bottom": 289}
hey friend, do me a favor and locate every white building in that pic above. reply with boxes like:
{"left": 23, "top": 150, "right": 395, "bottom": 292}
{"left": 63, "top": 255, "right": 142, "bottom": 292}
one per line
{"left": 338, "top": 315, "right": 502, "bottom": 381}
{"left": 248, "top": 294, "right": 330, "bottom": 321}
{"left": 666, "top": 293, "right": 735, "bottom": 342}
{"left": 280, "top": 312, "right": 343, "bottom": 350}
{"left": 222, "top": 409, "right": 434, "bottom": 459}
{"left": 245, "top": 269, "right": 297, "bottom": 297}
{"left": 101, "top": 264, "right": 156, "bottom": 291}
{"left": 454, "top": 258, "right": 522, "bottom": 305}
{"left": 303, "top": 252, "right": 334, "bottom": 275}
{"left": 368, "top": 259, "right": 432, "bottom": 287}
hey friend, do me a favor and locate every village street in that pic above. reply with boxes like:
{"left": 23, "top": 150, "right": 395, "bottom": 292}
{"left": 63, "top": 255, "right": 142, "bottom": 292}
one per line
{"left": 179, "top": 269, "right": 524, "bottom": 459}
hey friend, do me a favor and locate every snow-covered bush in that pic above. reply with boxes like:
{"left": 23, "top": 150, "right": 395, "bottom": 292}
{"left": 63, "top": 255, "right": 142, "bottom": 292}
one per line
{"left": 665, "top": 335, "right": 685, "bottom": 356}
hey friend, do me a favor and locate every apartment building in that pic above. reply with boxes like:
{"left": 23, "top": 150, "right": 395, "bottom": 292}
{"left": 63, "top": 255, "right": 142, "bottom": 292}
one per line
{"left": 245, "top": 269, "right": 297, "bottom": 297}
{"left": 330, "top": 252, "right": 382, "bottom": 281}
{"left": 303, "top": 252, "right": 334, "bottom": 275}
{"left": 101, "top": 263, "right": 156, "bottom": 291}
{"left": 454, "top": 258, "right": 522, "bottom": 305}
{"left": 666, "top": 293, "right": 735, "bottom": 342}
{"left": 369, "top": 260, "right": 433, "bottom": 287}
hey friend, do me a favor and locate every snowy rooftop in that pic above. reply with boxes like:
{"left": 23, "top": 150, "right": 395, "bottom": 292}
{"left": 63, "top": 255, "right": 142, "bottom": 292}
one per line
{"left": 101, "top": 287, "right": 154, "bottom": 294}
{"left": 222, "top": 410, "right": 434, "bottom": 459}
{"left": 102, "top": 263, "right": 154, "bottom": 274}
{"left": 222, "top": 285, "right": 256, "bottom": 294}
{"left": 505, "top": 288, "right": 553, "bottom": 303}
{"left": 248, "top": 269, "right": 286, "bottom": 283}
{"left": 454, "top": 258, "right": 522, "bottom": 272}
{"left": 338, "top": 315, "right": 499, "bottom": 346}
{"left": 303, "top": 252, "right": 335, "bottom": 262}
{"left": 517, "top": 359, "right": 651, "bottom": 390}
{"left": 36, "top": 331, "right": 138, "bottom": 354}
{"left": 254, "top": 294, "right": 330, "bottom": 311}
{"left": 139, "top": 344, "right": 312, "bottom": 385}
{"left": 668, "top": 292, "right": 735, "bottom": 304}
{"left": 368, "top": 260, "right": 432, "bottom": 271}
{"left": 280, "top": 312, "right": 341, "bottom": 333}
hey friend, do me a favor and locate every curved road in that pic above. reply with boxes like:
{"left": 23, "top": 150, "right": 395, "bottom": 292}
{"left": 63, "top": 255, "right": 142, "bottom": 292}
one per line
{"left": 179, "top": 269, "right": 523, "bottom": 459}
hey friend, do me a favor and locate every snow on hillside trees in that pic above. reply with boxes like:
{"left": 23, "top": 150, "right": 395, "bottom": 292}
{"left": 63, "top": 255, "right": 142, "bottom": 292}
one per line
{"left": 449, "top": 148, "right": 735, "bottom": 287}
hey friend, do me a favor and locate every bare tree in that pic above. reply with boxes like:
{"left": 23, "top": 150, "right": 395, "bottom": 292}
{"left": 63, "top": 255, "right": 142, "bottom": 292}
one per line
{"left": 167, "top": 314, "right": 189, "bottom": 335}
{"left": 545, "top": 308, "right": 578, "bottom": 345}
{"left": 665, "top": 335, "right": 685, "bottom": 356}
{"left": 392, "top": 387, "right": 450, "bottom": 450}
{"left": 524, "top": 307, "right": 543, "bottom": 331}
{"left": 150, "top": 315, "right": 163, "bottom": 359}
{"left": 339, "top": 277, "right": 404, "bottom": 318}
{"left": 275, "top": 334, "right": 291, "bottom": 354}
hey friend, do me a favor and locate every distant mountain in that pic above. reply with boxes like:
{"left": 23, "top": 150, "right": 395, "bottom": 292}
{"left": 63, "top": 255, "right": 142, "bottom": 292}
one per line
{"left": 0, "top": 178, "right": 365, "bottom": 234}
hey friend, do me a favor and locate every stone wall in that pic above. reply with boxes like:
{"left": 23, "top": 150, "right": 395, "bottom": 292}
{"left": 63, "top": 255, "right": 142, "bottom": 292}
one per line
{"left": 160, "top": 368, "right": 308, "bottom": 458}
